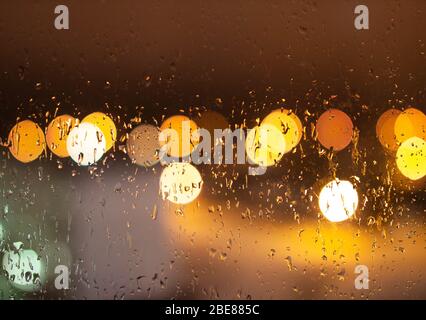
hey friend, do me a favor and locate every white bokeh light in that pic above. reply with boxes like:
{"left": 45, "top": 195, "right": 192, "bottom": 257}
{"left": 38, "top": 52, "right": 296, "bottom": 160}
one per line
{"left": 319, "top": 179, "right": 359, "bottom": 222}
{"left": 66, "top": 122, "right": 106, "bottom": 166}
{"left": 2, "top": 244, "right": 45, "bottom": 292}
{"left": 160, "top": 162, "right": 203, "bottom": 205}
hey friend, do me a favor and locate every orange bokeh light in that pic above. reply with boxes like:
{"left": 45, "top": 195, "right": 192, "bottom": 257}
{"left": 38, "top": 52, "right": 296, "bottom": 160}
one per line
{"left": 8, "top": 120, "right": 46, "bottom": 163}
{"left": 376, "top": 109, "right": 401, "bottom": 152}
{"left": 394, "top": 107, "right": 426, "bottom": 145}
{"left": 46, "top": 114, "right": 78, "bottom": 158}
{"left": 316, "top": 109, "right": 353, "bottom": 151}
{"left": 159, "top": 115, "right": 199, "bottom": 158}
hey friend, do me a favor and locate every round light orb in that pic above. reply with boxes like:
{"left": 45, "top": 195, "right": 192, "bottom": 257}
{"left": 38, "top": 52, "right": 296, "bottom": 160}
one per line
{"left": 159, "top": 115, "right": 200, "bottom": 158}
{"left": 396, "top": 136, "right": 426, "bottom": 181}
{"left": 394, "top": 107, "right": 426, "bottom": 144}
{"left": 46, "top": 114, "right": 78, "bottom": 158}
{"left": 8, "top": 120, "right": 46, "bottom": 163}
{"left": 66, "top": 122, "right": 106, "bottom": 166}
{"left": 376, "top": 109, "right": 401, "bottom": 151}
{"left": 261, "top": 108, "right": 302, "bottom": 153}
{"left": 319, "top": 179, "right": 359, "bottom": 222}
{"left": 245, "top": 124, "right": 286, "bottom": 167}
{"left": 82, "top": 112, "right": 117, "bottom": 151}
{"left": 2, "top": 246, "right": 45, "bottom": 292}
{"left": 316, "top": 109, "right": 354, "bottom": 151}
{"left": 195, "top": 110, "right": 229, "bottom": 137}
{"left": 160, "top": 162, "right": 203, "bottom": 204}
{"left": 126, "top": 124, "right": 161, "bottom": 167}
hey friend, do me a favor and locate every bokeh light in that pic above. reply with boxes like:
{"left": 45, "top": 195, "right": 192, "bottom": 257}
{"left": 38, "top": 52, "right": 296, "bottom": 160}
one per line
{"left": 376, "top": 109, "right": 401, "bottom": 152}
{"left": 8, "top": 120, "right": 46, "bottom": 163}
{"left": 2, "top": 243, "right": 45, "bottom": 292}
{"left": 261, "top": 109, "right": 302, "bottom": 154}
{"left": 82, "top": 112, "right": 117, "bottom": 151}
{"left": 0, "top": 1, "right": 424, "bottom": 300}
{"left": 160, "top": 162, "right": 203, "bottom": 204}
{"left": 159, "top": 115, "right": 200, "bottom": 158}
{"left": 195, "top": 110, "right": 229, "bottom": 137}
{"left": 394, "top": 107, "right": 426, "bottom": 144}
{"left": 126, "top": 124, "right": 161, "bottom": 167}
{"left": 319, "top": 179, "right": 359, "bottom": 222}
{"left": 396, "top": 136, "right": 426, "bottom": 181}
{"left": 316, "top": 109, "right": 353, "bottom": 151}
{"left": 66, "top": 122, "right": 106, "bottom": 166}
{"left": 245, "top": 124, "right": 286, "bottom": 167}
{"left": 46, "top": 114, "right": 78, "bottom": 158}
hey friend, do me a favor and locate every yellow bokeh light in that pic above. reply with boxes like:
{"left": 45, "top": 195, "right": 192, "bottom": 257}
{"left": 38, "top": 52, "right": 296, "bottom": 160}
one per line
{"left": 376, "top": 109, "right": 401, "bottom": 152}
{"left": 8, "top": 120, "right": 46, "bottom": 163}
{"left": 46, "top": 114, "right": 78, "bottom": 158}
{"left": 396, "top": 136, "right": 426, "bottom": 181}
{"left": 160, "top": 162, "right": 203, "bottom": 204}
{"left": 261, "top": 109, "right": 302, "bottom": 154}
{"left": 319, "top": 179, "right": 359, "bottom": 222}
{"left": 82, "top": 112, "right": 117, "bottom": 151}
{"left": 159, "top": 115, "right": 200, "bottom": 158}
{"left": 245, "top": 124, "right": 286, "bottom": 167}
{"left": 394, "top": 107, "right": 426, "bottom": 144}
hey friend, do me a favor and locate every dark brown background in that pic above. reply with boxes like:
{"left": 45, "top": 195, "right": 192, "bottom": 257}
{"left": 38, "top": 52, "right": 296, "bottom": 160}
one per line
{"left": 0, "top": 0, "right": 425, "bottom": 126}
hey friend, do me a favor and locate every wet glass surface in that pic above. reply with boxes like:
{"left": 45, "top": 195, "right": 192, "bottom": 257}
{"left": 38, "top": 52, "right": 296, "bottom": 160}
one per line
{"left": 0, "top": 0, "right": 425, "bottom": 299}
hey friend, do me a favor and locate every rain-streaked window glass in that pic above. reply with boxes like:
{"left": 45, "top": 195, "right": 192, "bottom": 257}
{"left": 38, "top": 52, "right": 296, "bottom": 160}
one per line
{"left": 0, "top": 1, "right": 424, "bottom": 301}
